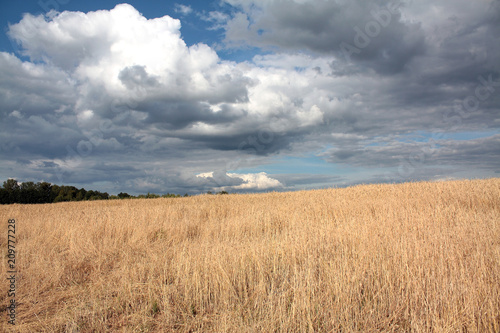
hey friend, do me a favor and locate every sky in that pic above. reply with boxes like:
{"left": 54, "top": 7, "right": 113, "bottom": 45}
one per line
{"left": 0, "top": 0, "right": 499, "bottom": 195}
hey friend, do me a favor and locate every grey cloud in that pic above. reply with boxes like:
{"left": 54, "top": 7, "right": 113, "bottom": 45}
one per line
{"left": 272, "top": 173, "right": 343, "bottom": 189}
{"left": 224, "top": 0, "right": 426, "bottom": 74}
{"left": 0, "top": 53, "right": 76, "bottom": 118}
{"left": 42, "top": 161, "right": 58, "bottom": 168}
{"left": 53, "top": 162, "right": 142, "bottom": 186}
{"left": 145, "top": 102, "right": 245, "bottom": 130}
{"left": 119, "top": 66, "right": 160, "bottom": 89}
{"left": 16, "top": 158, "right": 31, "bottom": 165}
{"left": 179, "top": 129, "right": 293, "bottom": 155}
{"left": 0, "top": 115, "right": 83, "bottom": 159}
{"left": 322, "top": 135, "right": 500, "bottom": 171}
{"left": 432, "top": 135, "right": 500, "bottom": 168}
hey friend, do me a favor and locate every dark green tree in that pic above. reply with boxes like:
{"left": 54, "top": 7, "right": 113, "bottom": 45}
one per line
{"left": 0, "top": 180, "right": 111, "bottom": 204}
{"left": 36, "top": 182, "right": 53, "bottom": 203}
{"left": 3, "top": 179, "right": 20, "bottom": 203}
{"left": 50, "top": 185, "right": 60, "bottom": 202}
{"left": 20, "top": 181, "right": 37, "bottom": 204}
{"left": 0, "top": 188, "right": 8, "bottom": 204}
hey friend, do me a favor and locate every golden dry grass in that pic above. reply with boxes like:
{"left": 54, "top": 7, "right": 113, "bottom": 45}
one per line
{"left": 0, "top": 178, "right": 499, "bottom": 332}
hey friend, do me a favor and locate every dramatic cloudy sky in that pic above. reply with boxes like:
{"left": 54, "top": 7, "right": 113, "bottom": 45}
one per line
{"left": 0, "top": 0, "right": 499, "bottom": 195}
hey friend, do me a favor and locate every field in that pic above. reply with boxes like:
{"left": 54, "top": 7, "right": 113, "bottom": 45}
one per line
{"left": 0, "top": 178, "right": 499, "bottom": 332}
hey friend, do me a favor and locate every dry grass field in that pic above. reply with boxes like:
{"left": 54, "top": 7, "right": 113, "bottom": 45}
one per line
{"left": 0, "top": 178, "right": 499, "bottom": 332}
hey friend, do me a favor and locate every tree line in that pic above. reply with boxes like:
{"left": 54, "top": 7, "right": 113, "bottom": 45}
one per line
{"left": 0, "top": 179, "right": 189, "bottom": 205}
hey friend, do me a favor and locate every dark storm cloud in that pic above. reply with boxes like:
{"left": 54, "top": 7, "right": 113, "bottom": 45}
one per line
{"left": 179, "top": 128, "right": 293, "bottom": 155}
{"left": 144, "top": 102, "right": 245, "bottom": 130}
{"left": 224, "top": 0, "right": 426, "bottom": 74}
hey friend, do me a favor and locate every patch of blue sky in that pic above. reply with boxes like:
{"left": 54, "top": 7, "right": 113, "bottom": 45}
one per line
{"left": 218, "top": 47, "right": 269, "bottom": 63}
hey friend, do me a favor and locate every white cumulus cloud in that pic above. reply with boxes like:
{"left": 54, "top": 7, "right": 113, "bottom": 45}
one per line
{"left": 228, "top": 172, "right": 283, "bottom": 190}
{"left": 197, "top": 171, "right": 283, "bottom": 191}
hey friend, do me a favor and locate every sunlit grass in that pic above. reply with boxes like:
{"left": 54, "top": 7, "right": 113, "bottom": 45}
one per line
{"left": 1, "top": 178, "right": 499, "bottom": 332}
